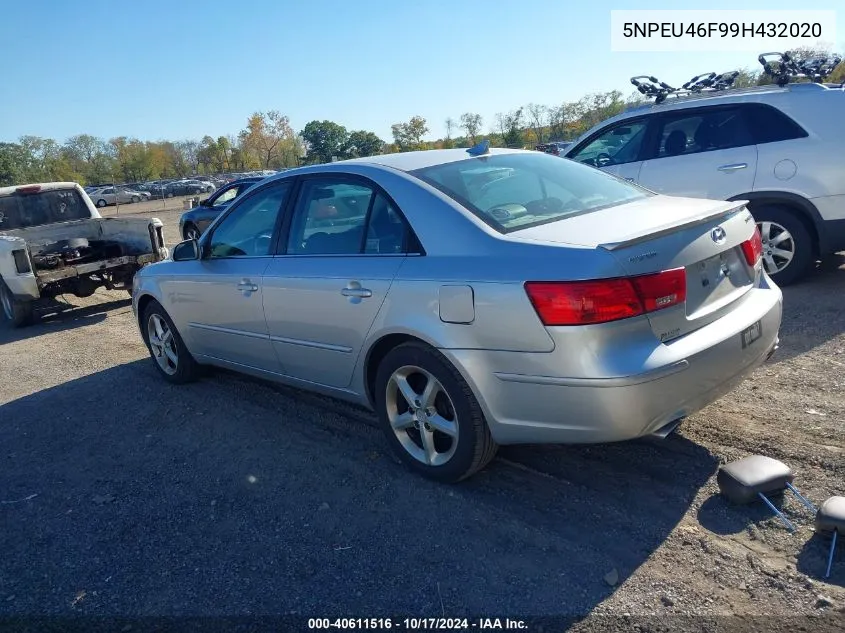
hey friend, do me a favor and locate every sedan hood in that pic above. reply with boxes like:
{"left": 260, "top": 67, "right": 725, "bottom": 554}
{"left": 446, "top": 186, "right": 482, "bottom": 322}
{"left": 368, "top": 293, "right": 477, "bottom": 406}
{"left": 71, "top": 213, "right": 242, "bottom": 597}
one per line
{"left": 509, "top": 195, "right": 748, "bottom": 249}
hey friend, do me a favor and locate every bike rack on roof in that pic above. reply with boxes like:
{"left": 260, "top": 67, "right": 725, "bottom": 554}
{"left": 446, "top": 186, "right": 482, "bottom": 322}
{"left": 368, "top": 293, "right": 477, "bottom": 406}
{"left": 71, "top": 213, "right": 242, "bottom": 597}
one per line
{"left": 759, "top": 52, "right": 843, "bottom": 87}
{"left": 630, "top": 70, "right": 740, "bottom": 104}
{"left": 631, "top": 51, "right": 843, "bottom": 103}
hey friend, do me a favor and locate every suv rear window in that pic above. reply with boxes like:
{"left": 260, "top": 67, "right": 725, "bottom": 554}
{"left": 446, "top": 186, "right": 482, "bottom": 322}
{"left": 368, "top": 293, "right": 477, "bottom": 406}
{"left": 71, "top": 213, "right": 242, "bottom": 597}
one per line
{"left": 410, "top": 152, "right": 650, "bottom": 233}
{"left": 0, "top": 189, "right": 89, "bottom": 230}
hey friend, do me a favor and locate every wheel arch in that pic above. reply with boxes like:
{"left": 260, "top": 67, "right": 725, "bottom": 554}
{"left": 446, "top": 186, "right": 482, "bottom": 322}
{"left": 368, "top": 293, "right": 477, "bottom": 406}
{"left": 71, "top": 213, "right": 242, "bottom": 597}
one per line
{"left": 729, "top": 191, "right": 825, "bottom": 256}
{"left": 361, "top": 330, "right": 443, "bottom": 409}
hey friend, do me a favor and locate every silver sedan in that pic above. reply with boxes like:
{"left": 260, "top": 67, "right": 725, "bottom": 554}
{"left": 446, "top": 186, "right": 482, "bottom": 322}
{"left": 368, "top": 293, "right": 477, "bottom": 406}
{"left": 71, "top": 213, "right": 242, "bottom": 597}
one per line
{"left": 132, "top": 147, "right": 782, "bottom": 482}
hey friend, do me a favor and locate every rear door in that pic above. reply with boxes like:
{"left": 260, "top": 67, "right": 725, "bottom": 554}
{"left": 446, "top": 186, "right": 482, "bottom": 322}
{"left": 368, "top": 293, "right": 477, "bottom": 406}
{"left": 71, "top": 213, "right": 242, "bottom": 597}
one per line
{"left": 261, "top": 175, "right": 411, "bottom": 388}
{"left": 635, "top": 105, "right": 758, "bottom": 200}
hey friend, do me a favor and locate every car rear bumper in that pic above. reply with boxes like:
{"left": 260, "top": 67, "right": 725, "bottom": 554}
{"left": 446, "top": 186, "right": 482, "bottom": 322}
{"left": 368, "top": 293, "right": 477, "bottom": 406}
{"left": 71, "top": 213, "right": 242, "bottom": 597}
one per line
{"left": 443, "top": 280, "right": 783, "bottom": 445}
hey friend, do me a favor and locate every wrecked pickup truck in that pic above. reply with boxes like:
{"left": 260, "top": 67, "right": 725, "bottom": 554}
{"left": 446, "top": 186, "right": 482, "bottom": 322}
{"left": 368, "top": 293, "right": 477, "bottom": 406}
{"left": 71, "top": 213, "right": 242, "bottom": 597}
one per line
{"left": 0, "top": 182, "right": 167, "bottom": 327}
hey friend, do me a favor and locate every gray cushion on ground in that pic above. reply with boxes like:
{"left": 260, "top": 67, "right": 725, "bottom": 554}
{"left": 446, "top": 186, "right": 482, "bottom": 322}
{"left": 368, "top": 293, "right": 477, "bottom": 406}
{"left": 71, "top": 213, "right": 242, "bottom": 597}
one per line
{"left": 816, "top": 496, "right": 845, "bottom": 534}
{"left": 717, "top": 455, "right": 794, "bottom": 505}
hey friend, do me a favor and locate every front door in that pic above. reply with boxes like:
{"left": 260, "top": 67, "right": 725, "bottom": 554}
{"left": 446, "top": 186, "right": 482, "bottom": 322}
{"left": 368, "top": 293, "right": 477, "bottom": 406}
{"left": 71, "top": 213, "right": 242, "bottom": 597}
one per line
{"left": 164, "top": 180, "right": 292, "bottom": 372}
{"left": 262, "top": 176, "right": 412, "bottom": 388}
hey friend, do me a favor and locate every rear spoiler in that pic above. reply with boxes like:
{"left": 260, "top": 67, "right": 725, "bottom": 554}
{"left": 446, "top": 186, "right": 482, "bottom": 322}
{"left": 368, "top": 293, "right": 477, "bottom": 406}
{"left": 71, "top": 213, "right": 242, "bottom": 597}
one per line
{"left": 598, "top": 200, "right": 750, "bottom": 251}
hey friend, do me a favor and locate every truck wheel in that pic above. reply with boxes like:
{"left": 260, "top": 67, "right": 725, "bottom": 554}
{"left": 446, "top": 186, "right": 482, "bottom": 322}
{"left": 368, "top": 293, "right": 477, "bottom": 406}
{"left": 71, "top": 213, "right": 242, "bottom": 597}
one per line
{"left": 0, "top": 280, "right": 35, "bottom": 328}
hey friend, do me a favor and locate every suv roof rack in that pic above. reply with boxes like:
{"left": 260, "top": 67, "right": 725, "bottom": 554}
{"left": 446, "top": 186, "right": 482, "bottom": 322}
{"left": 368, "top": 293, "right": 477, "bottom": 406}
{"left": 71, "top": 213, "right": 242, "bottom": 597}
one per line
{"left": 631, "top": 71, "right": 740, "bottom": 104}
{"left": 758, "top": 52, "right": 843, "bottom": 86}
{"left": 631, "top": 51, "right": 843, "bottom": 104}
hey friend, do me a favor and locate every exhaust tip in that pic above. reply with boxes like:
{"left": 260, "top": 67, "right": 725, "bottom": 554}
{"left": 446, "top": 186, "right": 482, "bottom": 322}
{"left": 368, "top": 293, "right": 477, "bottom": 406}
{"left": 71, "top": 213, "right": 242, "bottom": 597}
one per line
{"left": 649, "top": 418, "right": 683, "bottom": 439}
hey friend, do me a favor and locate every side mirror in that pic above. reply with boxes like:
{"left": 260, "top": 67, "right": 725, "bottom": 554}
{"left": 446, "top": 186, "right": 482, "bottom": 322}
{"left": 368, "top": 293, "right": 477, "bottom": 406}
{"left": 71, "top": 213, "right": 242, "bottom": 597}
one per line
{"left": 172, "top": 239, "right": 200, "bottom": 261}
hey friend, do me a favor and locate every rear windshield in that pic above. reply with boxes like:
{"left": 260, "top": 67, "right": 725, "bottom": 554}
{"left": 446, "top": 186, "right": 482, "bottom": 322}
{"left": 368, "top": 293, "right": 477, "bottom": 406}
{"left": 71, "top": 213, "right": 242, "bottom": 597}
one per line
{"left": 410, "top": 152, "right": 650, "bottom": 233}
{"left": 0, "top": 189, "right": 90, "bottom": 230}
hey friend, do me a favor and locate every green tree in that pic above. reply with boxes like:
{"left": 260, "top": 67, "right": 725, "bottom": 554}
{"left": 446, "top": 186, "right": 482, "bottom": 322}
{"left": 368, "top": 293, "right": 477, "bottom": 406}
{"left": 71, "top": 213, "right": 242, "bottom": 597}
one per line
{"left": 459, "top": 113, "right": 482, "bottom": 144}
{"left": 342, "top": 130, "right": 383, "bottom": 158}
{"left": 0, "top": 142, "right": 25, "bottom": 186}
{"left": 301, "top": 120, "right": 349, "bottom": 163}
{"left": 391, "top": 115, "right": 429, "bottom": 151}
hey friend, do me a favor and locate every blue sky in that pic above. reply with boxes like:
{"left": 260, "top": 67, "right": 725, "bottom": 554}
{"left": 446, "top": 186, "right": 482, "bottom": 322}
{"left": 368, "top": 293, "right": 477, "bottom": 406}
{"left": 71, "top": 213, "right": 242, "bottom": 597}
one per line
{"left": 0, "top": 0, "right": 841, "bottom": 144}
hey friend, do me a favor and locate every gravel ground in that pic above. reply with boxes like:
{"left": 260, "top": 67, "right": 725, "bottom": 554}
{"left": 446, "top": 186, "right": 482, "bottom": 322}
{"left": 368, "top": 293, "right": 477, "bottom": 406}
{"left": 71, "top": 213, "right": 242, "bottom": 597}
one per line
{"left": 1, "top": 207, "right": 843, "bottom": 632}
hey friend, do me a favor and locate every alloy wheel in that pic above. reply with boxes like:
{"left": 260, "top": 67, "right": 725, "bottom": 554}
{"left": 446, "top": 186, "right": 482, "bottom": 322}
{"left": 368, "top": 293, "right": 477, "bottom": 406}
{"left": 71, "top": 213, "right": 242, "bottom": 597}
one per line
{"left": 757, "top": 221, "right": 795, "bottom": 275}
{"left": 147, "top": 313, "right": 178, "bottom": 375}
{"left": 385, "top": 365, "right": 459, "bottom": 466}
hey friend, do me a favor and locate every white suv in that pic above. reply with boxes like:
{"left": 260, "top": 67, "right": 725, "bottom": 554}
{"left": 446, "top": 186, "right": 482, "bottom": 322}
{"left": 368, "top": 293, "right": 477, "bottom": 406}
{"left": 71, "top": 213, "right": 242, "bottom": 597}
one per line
{"left": 564, "top": 81, "right": 845, "bottom": 285}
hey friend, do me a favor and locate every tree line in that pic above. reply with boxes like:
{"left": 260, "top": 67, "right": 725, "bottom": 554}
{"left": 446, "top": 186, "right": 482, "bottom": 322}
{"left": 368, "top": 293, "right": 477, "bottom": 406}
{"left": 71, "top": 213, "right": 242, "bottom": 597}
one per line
{"left": 1, "top": 48, "right": 841, "bottom": 187}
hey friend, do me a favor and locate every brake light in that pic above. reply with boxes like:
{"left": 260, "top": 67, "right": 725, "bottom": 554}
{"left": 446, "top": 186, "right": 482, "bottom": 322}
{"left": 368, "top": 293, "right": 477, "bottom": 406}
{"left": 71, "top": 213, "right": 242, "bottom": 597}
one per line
{"left": 525, "top": 268, "right": 687, "bottom": 326}
{"left": 741, "top": 227, "right": 763, "bottom": 266}
{"left": 15, "top": 185, "right": 41, "bottom": 194}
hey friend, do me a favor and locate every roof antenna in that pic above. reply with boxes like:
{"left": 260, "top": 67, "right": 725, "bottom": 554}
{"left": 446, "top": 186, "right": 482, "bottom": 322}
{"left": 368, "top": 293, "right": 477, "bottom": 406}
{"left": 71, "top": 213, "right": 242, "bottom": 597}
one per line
{"left": 467, "top": 139, "right": 490, "bottom": 156}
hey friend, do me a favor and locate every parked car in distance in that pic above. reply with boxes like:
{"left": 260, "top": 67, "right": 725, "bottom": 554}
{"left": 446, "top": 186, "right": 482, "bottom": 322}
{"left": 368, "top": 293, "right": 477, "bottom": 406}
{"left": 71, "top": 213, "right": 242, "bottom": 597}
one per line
{"left": 166, "top": 180, "right": 205, "bottom": 197}
{"left": 536, "top": 141, "right": 572, "bottom": 156}
{"left": 86, "top": 186, "right": 145, "bottom": 207}
{"left": 563, "top": 81, "right": 845, "bottom": 285}
{"left": 178, "top": 176, "right": 263, "bottom": 240}
{"left": 133, "top": 147, "right": 782, "bottom": 483}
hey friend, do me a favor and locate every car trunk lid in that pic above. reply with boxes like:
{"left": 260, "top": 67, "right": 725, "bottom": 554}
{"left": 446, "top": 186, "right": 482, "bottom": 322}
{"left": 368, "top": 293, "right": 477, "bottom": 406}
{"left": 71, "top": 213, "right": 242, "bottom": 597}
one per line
{"left": 511, "top": 195, "right": 761, "bottom": 341}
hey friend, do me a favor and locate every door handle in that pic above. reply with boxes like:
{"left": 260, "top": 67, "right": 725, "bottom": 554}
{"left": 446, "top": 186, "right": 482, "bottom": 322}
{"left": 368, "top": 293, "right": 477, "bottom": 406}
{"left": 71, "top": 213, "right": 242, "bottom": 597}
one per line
{"left": 341, "top": 287, "right": 373, "bottom": 298}
{"left": 237, "top": 280, "right": 259, "bottom": 292}
{"left": 624, "top": 177, "right": 636, "bottom": 182}
{"left": 717, "top": 163, "right": 748, "bottom": 172}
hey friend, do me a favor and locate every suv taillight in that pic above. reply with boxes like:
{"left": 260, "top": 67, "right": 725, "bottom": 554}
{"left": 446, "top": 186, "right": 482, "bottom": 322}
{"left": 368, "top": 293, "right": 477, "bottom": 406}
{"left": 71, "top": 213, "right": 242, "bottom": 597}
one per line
{"left": 741, "top": 227, "right": 763, "bottom": 266}
{"left": 525, "top": 268, "right": 687, "bottom": 326}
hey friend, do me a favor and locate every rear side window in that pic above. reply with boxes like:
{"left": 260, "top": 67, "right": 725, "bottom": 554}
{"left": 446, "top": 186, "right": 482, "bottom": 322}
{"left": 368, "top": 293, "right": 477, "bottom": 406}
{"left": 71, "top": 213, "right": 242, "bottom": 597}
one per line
{"left": 0, "top": 189, "right": 90, "bottom": 230}
{"left": 653, "top": 107, "right": 753, "bottom": 159}
{"left": 742, "top": 104, "right": 808, "bottom": 144}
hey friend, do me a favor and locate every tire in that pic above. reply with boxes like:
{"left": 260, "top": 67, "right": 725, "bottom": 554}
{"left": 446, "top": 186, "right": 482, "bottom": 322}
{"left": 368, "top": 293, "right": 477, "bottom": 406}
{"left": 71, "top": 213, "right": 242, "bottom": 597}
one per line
{"left": 166, "top": 192, "right": 174, "bottom": 199}
{"left": 183, "top": 223, "right": 201, "bottom": 242}
{"left": 205, "top": 186, "right": 214, "bottom": 193}
{"left": 749, "top": 204, "right": 814, "bottom": 286}
{"left": 131, "top": 195, "right": 140, "bottom": 203}
{"left": 374, "top": 341, "right": 498, "bottom": 483}
{"left": 0, "top": 279, "right": 35, "bottom": 328}
{"left": 141, "top": 299, "right": 200, "bottom": 384}
{"left": 96, "top": 199, "right": 107, "bottom": 208}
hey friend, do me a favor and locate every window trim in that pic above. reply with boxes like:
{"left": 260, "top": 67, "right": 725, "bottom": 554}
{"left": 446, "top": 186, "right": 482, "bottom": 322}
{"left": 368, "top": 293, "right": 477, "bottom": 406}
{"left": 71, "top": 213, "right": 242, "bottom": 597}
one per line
{"left": 567, "top": 115, "right": 656, "bottom": 166}
{"left": 274, "top": 172, "right": 424, "bottom": 258}
{"left": 201, "top": 178, "right": 295, "bottom": 260}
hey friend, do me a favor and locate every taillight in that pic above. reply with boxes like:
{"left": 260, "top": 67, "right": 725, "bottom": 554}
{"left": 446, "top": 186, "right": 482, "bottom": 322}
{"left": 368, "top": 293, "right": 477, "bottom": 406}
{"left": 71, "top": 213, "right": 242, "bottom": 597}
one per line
{"left": 525, "top": 268, "right": 687, "bottom": 326}
{"left": 15, "top": 185, "right": 41, "bottom": 194}
{"left": 741, "top": 227, "right": 763, "bottom": 266}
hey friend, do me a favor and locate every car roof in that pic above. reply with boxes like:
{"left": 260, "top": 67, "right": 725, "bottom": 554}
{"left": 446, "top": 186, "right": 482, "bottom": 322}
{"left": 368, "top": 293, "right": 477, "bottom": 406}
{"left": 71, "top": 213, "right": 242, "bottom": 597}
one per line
{"left": 339, "top": 147, "right": 530, "bottom": 172}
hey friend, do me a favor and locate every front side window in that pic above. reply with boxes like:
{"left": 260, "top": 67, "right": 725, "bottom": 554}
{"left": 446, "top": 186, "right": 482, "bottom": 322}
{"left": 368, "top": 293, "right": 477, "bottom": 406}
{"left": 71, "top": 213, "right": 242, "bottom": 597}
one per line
{"left": 411, "top": 152, "right": 650, "bottom": 234}
{"left": 569, "top": 120, "right": 648, "bottom": 167}
{"left": 654, "top": 107, "right": 752, "bottom": 158}
{"left": 208, "top": 183, "right": 290, "bottom": 258}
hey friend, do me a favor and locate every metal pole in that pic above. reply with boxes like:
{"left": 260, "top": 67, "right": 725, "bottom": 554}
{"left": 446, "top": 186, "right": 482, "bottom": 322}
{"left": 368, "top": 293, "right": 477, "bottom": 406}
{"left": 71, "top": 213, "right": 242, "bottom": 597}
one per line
{"left": 758, "top": 492, "right": 796, "bottom": 532}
